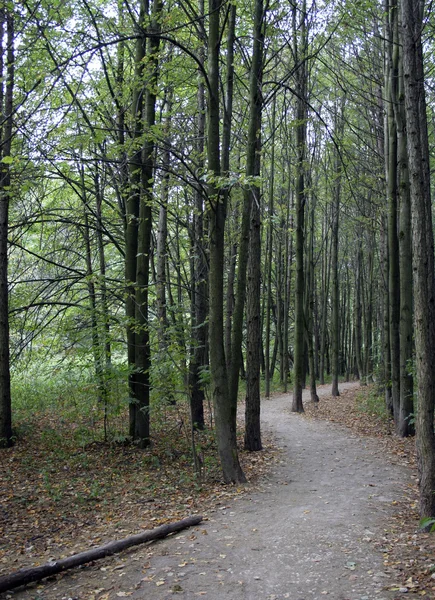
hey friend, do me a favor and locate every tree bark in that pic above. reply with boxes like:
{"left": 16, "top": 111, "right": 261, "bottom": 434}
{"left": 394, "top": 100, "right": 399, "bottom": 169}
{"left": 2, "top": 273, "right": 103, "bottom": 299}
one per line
{"left": 394, "top": 5, "right": 414, "bottom": 437}
{"left": 188, "top": 4, "right": 207, "bottom": 430}
{"left": 292, "top": 0, "right": 308, "bottom": 413}
{"left": 133, "top": 0, "right": 162, "bottom": 446}
{"left": 385, "top": 0, "right": 401, "bottom": 422}
{"left": 331, "top": 112, "right": 342, "bottom": 398}
{"left": 207, "top": 0, "right": 245, "bottom": 483}
{"left": 0, "top": 9, "right": 13, "bottom": 448}
{"left": 125, "top": 1, "right": 146, "bottom": 439}
{"left": 265, "top": 95, "right": 276, "bottom": 398}
{"left": 401, "top": 0, "right": 435, "bottom": 518}
{"left": 244, "top": 0, "right": 265, "bottom": 451}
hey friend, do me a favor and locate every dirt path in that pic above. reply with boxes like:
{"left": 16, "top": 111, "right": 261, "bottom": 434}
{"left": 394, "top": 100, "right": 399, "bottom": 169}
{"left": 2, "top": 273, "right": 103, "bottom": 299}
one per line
{"left": 7, "top": 382, "right": 414, "bottom": 600}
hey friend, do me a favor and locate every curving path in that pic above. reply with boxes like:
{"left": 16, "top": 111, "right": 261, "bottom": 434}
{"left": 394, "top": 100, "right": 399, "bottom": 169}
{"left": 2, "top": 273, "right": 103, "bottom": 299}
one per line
{"left": 9, "top": 382, "right": 413, "bottom": 600}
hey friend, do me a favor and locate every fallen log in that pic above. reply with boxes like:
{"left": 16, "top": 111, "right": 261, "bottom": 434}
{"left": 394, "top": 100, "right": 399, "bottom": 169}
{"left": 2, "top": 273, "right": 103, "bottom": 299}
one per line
{"left": 0, "top": 514, "right": 202, "bottom": 593}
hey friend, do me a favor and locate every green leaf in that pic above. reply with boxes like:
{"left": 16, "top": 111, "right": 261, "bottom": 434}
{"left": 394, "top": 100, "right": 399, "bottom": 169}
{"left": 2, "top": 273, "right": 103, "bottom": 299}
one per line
{"left": 1, "top": 156, "right": 13, "bottom": 164}
{"left": 420, "top": 517, "right": 435, "bottom": 532}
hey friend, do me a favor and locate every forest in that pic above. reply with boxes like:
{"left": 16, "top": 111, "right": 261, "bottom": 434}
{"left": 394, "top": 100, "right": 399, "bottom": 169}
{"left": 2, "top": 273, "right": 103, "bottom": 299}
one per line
{"left": 1, "top": 0, "right": 435, "bottom": 588}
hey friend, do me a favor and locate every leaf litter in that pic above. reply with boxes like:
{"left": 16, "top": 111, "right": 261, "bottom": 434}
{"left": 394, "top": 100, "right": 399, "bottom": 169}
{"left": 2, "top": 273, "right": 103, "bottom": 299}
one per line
{"left": 0, "top": 403, "right": 280, "bottom": 594}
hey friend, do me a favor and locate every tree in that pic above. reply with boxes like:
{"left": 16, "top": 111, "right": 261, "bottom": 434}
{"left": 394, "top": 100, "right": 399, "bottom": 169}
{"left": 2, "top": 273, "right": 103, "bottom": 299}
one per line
{"left": 0, "top": 6, "right": 14, "bottom": 447}
{"left": 207, "top": 0, "right": 246, "bottom": 483}
{"left": 292, "top": 0, "right": 309, "bottom": 414}
{"left": 401, "top": 0, "right": 435, "bottom": 518}
{"left": 244, "top": 0, "right": 266, "bottom": 451}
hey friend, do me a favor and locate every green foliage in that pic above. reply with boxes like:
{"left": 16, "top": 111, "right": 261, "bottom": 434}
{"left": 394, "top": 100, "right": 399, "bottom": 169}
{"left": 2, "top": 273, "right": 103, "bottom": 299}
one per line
{"left": 420, "top": 517, "right": 435, "bottom": 532}
{"left": 355, "top": 388, "right": 389, "bottom": 420}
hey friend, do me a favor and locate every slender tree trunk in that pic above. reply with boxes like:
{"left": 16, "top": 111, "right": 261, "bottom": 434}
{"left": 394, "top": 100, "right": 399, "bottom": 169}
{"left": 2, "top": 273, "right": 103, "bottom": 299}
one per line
{"left": 380, "top": 213, "right": 392, "bottom": 413}
{"left": 156, "top": 90, "right": 172, "bottom": 349}
{"left": 0, "top": 10, "right": 13, "bottom": 447}
{"left": 189, "top": 4, "right": 207, "bottom": 430}
{"left": 319, "top": 215, "right": 330, "bottom": 385}
{"left": 354, "top": 242, "right": 364, "bottom": 383}
{"left": 94, "top": 173, "right": 111, "bottom": 438}
{"left": 283, "top": 182, "right": 293, "bottom": 392}
{"left": 292, "top": 0, "right": 308, "bottom": 413}
{"left": 265, "top": 95, "right": 276, "bottom": 398}
{"left": 305, "top": 199, "right": 319, "bottom": 403}
{"left": 82, "top": 203, "right": 105, "bottom": 404}
{"left": 331, "top": 121, "right": 342, "bottom": 397}
{"left": 222, "top": 2, "right": 236, "bottom": 373}
{"left": 386, "top": 0, "right": 400, "bottom": 423}
{"left": 125, "top": 1, "right": 146, "bottom": 439}
{"left": 364, "top": 237, "right": 374, "bottom": 382}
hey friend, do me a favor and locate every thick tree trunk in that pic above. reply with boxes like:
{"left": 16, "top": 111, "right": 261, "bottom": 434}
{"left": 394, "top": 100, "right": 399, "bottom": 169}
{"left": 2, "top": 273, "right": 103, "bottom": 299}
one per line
{"left": 401, "top": 0, "right": 435, "bottom": 518}
{"left": 243, "top": 0, "right": 265, "bottom": 451}
{"left": 394, "top": 8, "right": 414, "bottom": 437}
{"left": 133, "top": 0, "right": 162, "bottom": 446}
{"left": 207, "top": 0, "right": 245, "bottom": 483}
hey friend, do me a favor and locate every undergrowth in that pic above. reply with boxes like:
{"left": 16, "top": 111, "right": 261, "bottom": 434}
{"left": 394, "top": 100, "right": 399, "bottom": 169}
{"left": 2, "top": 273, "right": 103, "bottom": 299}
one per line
{"left": 355, "top": 386, "right": 390, "bottom": 421}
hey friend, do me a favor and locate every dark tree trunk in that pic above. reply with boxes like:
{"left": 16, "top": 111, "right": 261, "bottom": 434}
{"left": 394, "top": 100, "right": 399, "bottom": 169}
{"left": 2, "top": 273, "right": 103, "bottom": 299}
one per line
{"left": 244, "top": 0, "right": 265, "bottom": 451}
{"left": 385, "top": 0, "right": 400, "bottom": 422}
{"left": 126, "top": 1, "right": 146, "bottom": 439}
{"left": 291, "top": 0, "right": 308, "bottom": 413}
{"left": 401, "top": 0, "right": 435, "bottom": 518}
{"left": 133, "top": 0, "right": 162, "bottom": 446}
{"left": 189, "top": 1, "right": 206, "bottom": 430}
{"left": 394, "top": 5, "right": 414, "bottom": 437}
{"left": 207, "top": 0, "right": 245, "bottom": 483}
{"left": 0, "top": 10, "right": 13, "bottom": 448}
{"left": 331, "top": 116, "right": 342, "bottom": 398}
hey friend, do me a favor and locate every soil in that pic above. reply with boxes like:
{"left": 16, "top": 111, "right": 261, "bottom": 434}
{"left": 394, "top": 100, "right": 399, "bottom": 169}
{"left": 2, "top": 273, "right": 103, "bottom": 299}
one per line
{"left": 2, "top": 382, "right": 420, "bottom": 600}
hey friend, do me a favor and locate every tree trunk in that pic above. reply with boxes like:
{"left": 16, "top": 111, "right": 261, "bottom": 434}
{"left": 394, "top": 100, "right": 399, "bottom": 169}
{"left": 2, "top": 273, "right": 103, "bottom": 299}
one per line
{"left": 0, "top": 10, "right": 13, "bottom": 448}
{"left": 401, "top": 0, "right": 435, "bottom": 518}
{"left": 385, "top": 0, "right": 400, "bottom": 422}
{"left": 207, "top": 0, "right": 245, "bottom": 483}
{"left": 189, "top": 3, "right": 206, "bottom": 430}
{"left": 331, "top": 113, "right": 342, "bottom": 397}
{"left": 133, "top": 0, "right": 162, "bottom": 446}
{"left": 126, "top": 1, "right": 146, "bottom": 439}
{"left": 305, "top": 199, "right": 319, "bottom": 403}
{"left": 265, "top": 95, "right": 276, "bottom": 398}
{"left": 244, "top": 0, "right": 265, "bottom": 451}
{"left": 394, "top": 5, "right": 414, "bottom": 437}
{"left": 291, "top": 0, "right": 308, "bottom": 413}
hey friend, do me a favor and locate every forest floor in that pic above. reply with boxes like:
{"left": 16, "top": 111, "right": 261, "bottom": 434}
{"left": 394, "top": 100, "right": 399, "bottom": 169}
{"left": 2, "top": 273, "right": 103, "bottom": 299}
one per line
{"left": 2, "top": 381, "right": 435, "bottom": 600}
